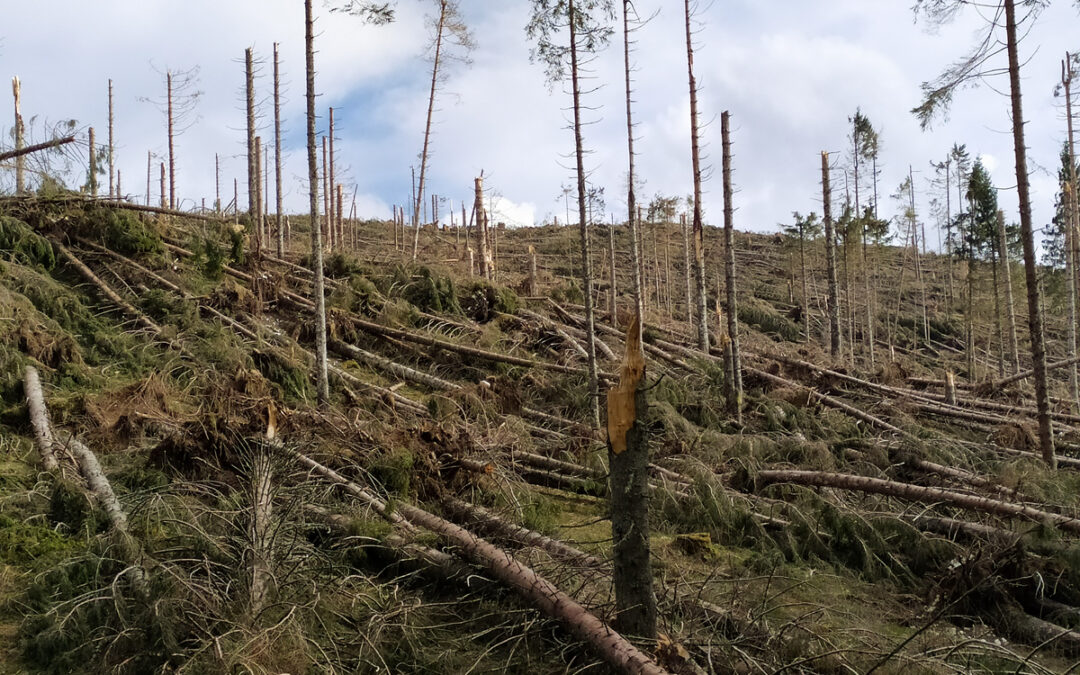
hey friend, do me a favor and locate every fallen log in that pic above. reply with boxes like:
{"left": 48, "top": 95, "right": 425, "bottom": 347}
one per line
{"left": 442, "top": 497, "right": 606, "bottom": 569}
{"left": 52, "top": 239, "right": 163, "bottom": 334}
{"left": 0, "top": 135, "right": 76, "bottom": 162}
{"left": 756, "top": 469, "right": 1080, "bottom": 535}
{"left": 294, "top": 448, "right": 666, "bottom": 674}
{"left": 24, "top": 366, "right": 60, "bottom": 472}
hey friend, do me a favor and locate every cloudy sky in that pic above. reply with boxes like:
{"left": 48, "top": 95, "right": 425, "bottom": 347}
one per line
{"left": 3, "top": 1, "right": 1080, "bottom": 245}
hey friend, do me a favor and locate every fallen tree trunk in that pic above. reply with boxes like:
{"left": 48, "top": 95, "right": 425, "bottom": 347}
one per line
{"left": 52, "top": 239, "right": 163, "bottom": 334}
{"left": 756, "top": 469, "right": 1080, "bottom": 535}
{"left": 293, "top": 448, "right": 666, "bottom": 674}
{"left": 0, "top": 135, "right": 76, "bottom": 162}
{"left": 24, "top": 366, "right": 60, "bottom": 472}
{"left": 442, "top": 497, "right": 605, "bottom": 568}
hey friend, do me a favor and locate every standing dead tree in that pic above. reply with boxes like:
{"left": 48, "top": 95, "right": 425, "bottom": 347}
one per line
{"left": 822, "top": 152, "right": 841, "bottom": 356}
{"left": 412, "top": 0, "right": 474, "bottom": 261}
{"left": 683, "top": 0, "right": 709, "bottom": 351}
{"left": 305, "top": 0, "right": 330, "bottom": 405}
{"left": 139, "top": 66, "right": 200, "bottom": 211}
{"left": 273, "top": 43, "right": 285, "bottom": 256}
{"left": 721, "top": 111, "right": 743, "bottom": 421}
{"left": 913, "top": 0, "right": 1055, "bottom": 467}
{"left": 107, "top": 79, "right": 115, "bottom": 198}
{"left": 245, "top": 49, "right": 258, "bottom": 225}
{"left": 12, "top": 76, "right": 25, "bottom": 193}
{"left": 527, "top": 0, "right": 614, "bottom": 430}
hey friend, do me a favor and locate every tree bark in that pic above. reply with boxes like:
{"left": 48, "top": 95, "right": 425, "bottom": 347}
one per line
{"left": 249, "top": 449, "right": 274, "bottom": 616}
{"left": 721, "top": 112, "right": 743, "bottom": 421}
{"left": 684, "top": 0, "right": 709, "bottom": 351}
{"left": 756, "top": 469, "right": 1080, "bottom": 534}
{"left": 87, "top": 127, "right": 97, "bottom": 197}
{"left": 606, "top": 315, "right": 657, "bottom": 639}
{"left": 474, "top": 176, "right": 490, "bottom": 279}
{"left": 621, "top": 1, "right": 645, "bottom": 326}
{"left": 23, "top": 366, "right": 60, "bottom": 472}
{"left": 167, "top": 71, "right": 175, "bottom": 210}
{"left": 0, "top": 135, "right": 75, "bottom": 163}
{"left": 822, "top": 152, "right": 841, "bottom": 356}
{"left": 108, "top": 79, "right": 115, "bottom": 199}
{"left": 996, "top": 207, "right": 1021, "bottom": 375}
{"left": 568, "top": 0, "right": 601, "bottom": 430}
{"left": 274, "top": 42, "right": 285, "bottom": 257}
{"left": 13, "top": 76, "right": 24, "bottom": 194}
{"left": 413, "top": 0, "right": 448, "bottom": 262}
{"left": 305, "top": 0, "right": 330, "bottom": 406}
{"left": 1004, "top": 0, "right": 1055, "bottom": 467}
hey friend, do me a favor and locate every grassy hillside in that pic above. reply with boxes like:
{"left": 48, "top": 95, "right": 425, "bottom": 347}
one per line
{"left": 2, "top": 196, "right": 1080, "bottom": 673}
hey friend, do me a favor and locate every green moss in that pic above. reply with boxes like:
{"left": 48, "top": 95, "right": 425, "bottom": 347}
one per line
{"left": 0, "top": 216, "right": 55, "bottom": 269}
{"left": 0, "top": 514, "right": 81, "bottom": 567}
{"left": 369, "top": 450, "right": 414, "bottom": 497}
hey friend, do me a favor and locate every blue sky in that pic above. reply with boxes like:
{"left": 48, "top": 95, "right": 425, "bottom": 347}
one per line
{"left": 3, "top": 0, "right": 1080, "bottom": 246}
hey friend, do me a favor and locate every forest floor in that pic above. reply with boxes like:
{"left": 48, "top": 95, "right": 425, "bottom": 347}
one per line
{"left": 2, "top": 196, "right": 1080, "bottom": 673}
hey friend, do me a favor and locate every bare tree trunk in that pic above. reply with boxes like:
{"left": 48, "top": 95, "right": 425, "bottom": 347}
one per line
{"left": 159, "top": 162, "right": 166, "bottom": 208}
{"left": 991, "top": 230, "right": 1005, "bottom": 378}
{"left": 474, "top": 176, "right": 490, "bottom": 279}
{"left": 606, "top": 316, "right": 656, "bottom": 639}
{"left": 274, "top": 42, "right": 285, "bottom": 257}
{"left": 245, "top": 50, "right": 256, "bottom": 220}
{"left": 305, "top": 0, "right": 330, "bottom": 406}
{"left": 994, "top": 208, "right": 1021, "bottom": 375}
{"left": 800, "top": 230, "right": 809, "bottom": 342}
{"left": 146, "top": 151, "right": 151, "bottom": 206}
{"left": 569, "top": 0, "right": 601, "bottom": 430}
{"left": 1063, "top": 56, "right": 1080, "bottom": 409}
{"left": 254, "top": 138, "right": 263, "bottom": 254}
{"left": 1005, "top": 0, "right": 1055, "bottom": 467}
{"left": 684, "top": 0, "right": 709, "bottom": 351}
{"left": 215, "top": 153, "right": 221, "bottom": 214}
{"left": 329, "top": 107, "right": 337, "bottom": 250}
{"left": 413, "top": 0, "right": 448, "bottom": 262}
{"left": 88, "top": 127, "right": 97, "bottom": 197}
{"left": 249, "top": 449, "right": 273, "bottom": 616}
{"left": 107, "top": 79, "right": 115, "bottom": 199}
{"left": 12, "top": 77, "right": 24, "bottom": 194}
{"left": 822, "top": 152, "right": 840, "bottom": 357}
{"left": 322, "top": 136, "right": 330, "bottom": 249}
{"left": 681, "top": 214, "right": 691, "bottom": 322}
{"left": 608, "top": 220, "right": 617, "bottom": 323}
{"left": 167, "top": 71, "right": 176, "bottom": 209}
{"left": 23, "top": 366, "right": 59, "bottom": 472}
{"left": 721, "top": 112, "right": 742, "bottom": 421}
{"left": 337, "top": 183, "right": 344, "bottom": 251}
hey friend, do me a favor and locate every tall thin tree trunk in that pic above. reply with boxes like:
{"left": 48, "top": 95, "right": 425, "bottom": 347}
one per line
{"left": 322, "top": 136, "right": 330, "bottom": 248}
{"left": 245, "top": 50, "right": 256, "bottom": 220}
{"left": 569, "top": 0, "right": 601, "bottom": 430}
{"left": 997, "top": 208, "right": 1021, "bottom": 375}
{"left": 608, "top": 220, "right": 617, "bottom": 324}
{"left": 681, "top": 214, "right": 692, "bottom": 322}
{"left": 822, "top": 152, "right": 840, "bottom": 357}
{"left": 88, "top": 127, "right": 97, "bottom": 197}
{"left": 274, "top": 42, "right": 285, "bottom": 257}
{"left": 329, "top": 107, "right": 337, "bottom": 250}
{"left": 1005, "top": 0, "right": 1054, "bottom": 467}
{"left": 621, "top": 0, "right": 644, "bottom": 326}
{"left": 413, "top": 1, "right": 448, "bottom": 262}
{"left": 945, "top": 158, "right": 954, "bottom": 315}
{"left": 1063, "top": 55, "right": 1080, "bottom": 409}
{"left": 722, "top": 112, "right": 742, "bottom": 421}
{"left": 215, "top": 153, "right": 221, "bottom": 214}
{"left": 146, "top": 150, "right": 151, "bottom": 206}
{"left": 991, "top": 232, "right": 1005, "bottom": 378}
{"left": 800, "top": 229, "right": 809, "bottom": 342}
{"left": 684, "top": 0, "right": 709, "bottom": 351}
{"left": 474, "top": 176, "right": 490, "bottom": 279}
{"left": 108, "top": 79, "right": 115, "bottom": 199}
{"left": 12, "top": 77, "right": 24, "bottom": 194}
{"left": 305, "top": 0, "right": 330, "bottom": 406}
{"left": 167, "top": 71, "right": 175, "bottom": 209}
{"left": 159, "top": 162, "right": 166, "bottom": 208}
{"left": 255, "top": 137, "right": 263, "bottom": 254}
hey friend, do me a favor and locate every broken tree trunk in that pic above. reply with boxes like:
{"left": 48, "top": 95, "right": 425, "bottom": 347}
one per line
{"left": 606, "top": 315, "right": 657, "bottom": 639}
{"left": 249, "top": 448, "right": 274, "bottom": 616}
{"left": 13, "top": 76, "right": 24, "bottom": 193}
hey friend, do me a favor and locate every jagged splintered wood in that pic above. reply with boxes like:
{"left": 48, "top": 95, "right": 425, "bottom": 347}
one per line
{"left": 474, "top": 175, "right": 491, "bottom": 279}
{"left": 606, "top": 315, "right": 656, "bottom": 639}
{"left": 305, "top": 0, "right": 330, "bottom": 405}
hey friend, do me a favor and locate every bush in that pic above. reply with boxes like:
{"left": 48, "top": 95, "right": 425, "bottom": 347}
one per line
{"left": 0, "top": 216, "right": 55, "bottom": 269}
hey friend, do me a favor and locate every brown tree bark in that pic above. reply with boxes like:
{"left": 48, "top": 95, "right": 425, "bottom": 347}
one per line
{"left": 167, "top": 70, "right": 176, "bottom": 209}
{"left": 1004, "top": 0, "right": 1055, "bottom": 467}
{"left": 413, "top": 0, "right": 448, "bottom": 262}
{"left": 621, "top": 0, "right": 644, "bottom": 325}
{"left": 606, "top": 316, "right": 657, "bottom": 639}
